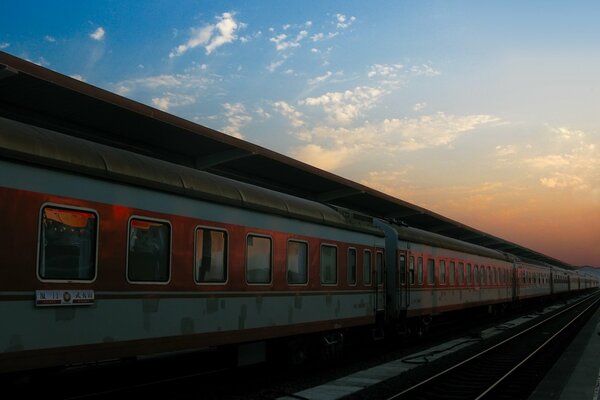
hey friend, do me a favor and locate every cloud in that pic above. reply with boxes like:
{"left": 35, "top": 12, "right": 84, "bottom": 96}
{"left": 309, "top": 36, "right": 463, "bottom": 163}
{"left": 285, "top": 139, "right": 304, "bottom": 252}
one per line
{"left": 44, "top": 35, "right": 56, "bottom": 43}
{"left": 270, "top": 30, "right": 308, "bottom": 51}
{"left": 336, "top": 14, "right": 356, "bottom": 29}
{"left": 70, "top": 74, "right": 86, "bottom": 82}
{"left": 300, "top": 86, "right": 385, "bottom": 124}
{"left": 288, "top": 112, "right": 499, "bottom": 171}
{"left": 222, "top": 102, "right": 251, "bottom": 139}
{"left": 368, "top": 63, "right": 404, "bottom": 78}
{"left": 495, "top": 145, "right": 517, "bottom": 157}
{"left": 0, "top": 42, "right": 9, "bottom": 49}
{"left": 413, "top": 102, "right": 427, "bottom": 111}
{"left": 308, "top": 71, "right": 332, "bottom": 85}
{"left": 267, "top": 57, "right": 286, "bottom": 72}
{"left": 114, "top": 71, "right": 210, "bottom": 96}
{"left": 311, "top": 32, "right": 338, "bottom": 42}
{"left": 90, "top": 27, "right": 105, "bottom": 41}
{"left": 521, "top": 127, "right": 599, "bottom": 193}
{"left": 290, "top": 144, "right": 357, "bottom": 171}
{"left": 169, "top": 12, "right": 241, "bottom": 57}
{"left": 540, "top": 173, "right": 586, "bottom": 189}
{"left": 410, "top": 64, "right": 441, "bottom": 77}
{"left": 151, "top": 92, "right": 196, "bottom": 111}
{"left": 273, "top": 101, "right": 304, "bottom": 127}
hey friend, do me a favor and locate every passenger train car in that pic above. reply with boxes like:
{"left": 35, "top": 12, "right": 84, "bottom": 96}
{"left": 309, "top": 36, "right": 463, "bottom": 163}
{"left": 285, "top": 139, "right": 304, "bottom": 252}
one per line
{"left": 0, "top": 116, "right": 597, "bottom": 373}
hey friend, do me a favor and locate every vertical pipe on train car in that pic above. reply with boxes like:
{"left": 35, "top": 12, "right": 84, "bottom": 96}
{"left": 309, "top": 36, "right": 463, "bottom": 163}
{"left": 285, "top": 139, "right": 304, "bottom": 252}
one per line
{"left": 374, "top": 219, "right": 399, "bottom": 323}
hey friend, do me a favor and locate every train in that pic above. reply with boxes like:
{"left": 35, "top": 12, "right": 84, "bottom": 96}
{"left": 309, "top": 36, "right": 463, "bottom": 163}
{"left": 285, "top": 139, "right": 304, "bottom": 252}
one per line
{"left": 0, "top": 115, "right": 598, "bottom": 373}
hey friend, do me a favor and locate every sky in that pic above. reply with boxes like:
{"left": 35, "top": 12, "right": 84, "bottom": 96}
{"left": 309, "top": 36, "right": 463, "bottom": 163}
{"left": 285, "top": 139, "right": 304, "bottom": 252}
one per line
{"left": 2, "top": 1, "right": 599, "bottom": 266}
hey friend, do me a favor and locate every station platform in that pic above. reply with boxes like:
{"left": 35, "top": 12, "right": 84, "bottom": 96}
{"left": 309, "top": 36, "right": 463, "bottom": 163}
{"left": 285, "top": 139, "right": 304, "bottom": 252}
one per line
{"left": 529, "top": 300, "right": 600, "bottom": 400}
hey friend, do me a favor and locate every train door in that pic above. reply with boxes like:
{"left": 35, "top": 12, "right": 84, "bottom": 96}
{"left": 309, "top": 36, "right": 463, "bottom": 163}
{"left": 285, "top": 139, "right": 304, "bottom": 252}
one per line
{"left": 512, "top": 263, "right": 518, "bottom": 301}
{"left": 398, "top": 251, "right": 410, "bottom": 312}
{"left": 375, "top": 249, "right": 386, "bottom": 314}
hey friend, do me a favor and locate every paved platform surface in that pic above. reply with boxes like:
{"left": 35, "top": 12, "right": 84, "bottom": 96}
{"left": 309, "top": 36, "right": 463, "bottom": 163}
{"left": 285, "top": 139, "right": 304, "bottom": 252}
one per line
{"left": 529, "top": 300, "right": 600, "bottom": 400}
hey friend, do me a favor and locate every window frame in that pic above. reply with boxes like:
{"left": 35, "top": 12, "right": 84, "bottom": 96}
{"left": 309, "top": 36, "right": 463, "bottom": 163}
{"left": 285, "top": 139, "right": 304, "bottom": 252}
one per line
{"left": 427, "top": 258, "right": 436, "bottom": 285}
{"left": 347, "top": 247, "right": 358, "bottom": 286}
{"left": 363, "top": 249, "right": 373, "bottom": 286}
{"left": 376, "top": 250, "right": 385, "bottom": 285}
{"left": 194, "top": 225, "right": 229, "bottom": 285}
{"left": 287, "top": 239, "right": 310, "bottom": 286}
{"left": 439, "top": 259, "right": 446, "bottom": 285}
{"left": 37, "top": 203, "right": 99, "bottom": 283}
{"left": 245, "top": 233, "right": 273, "bottom": 285}
{"left": 320, "top": 243, "right": 338, "bottom": 286}
{"left": 126, "top": 215, "right": 172, "bottom": 285}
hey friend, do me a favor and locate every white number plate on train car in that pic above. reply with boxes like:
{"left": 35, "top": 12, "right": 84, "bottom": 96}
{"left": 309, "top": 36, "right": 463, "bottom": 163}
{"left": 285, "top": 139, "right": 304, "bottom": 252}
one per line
{"left": 35, "top": 290, "right": 95, "bottom": 306}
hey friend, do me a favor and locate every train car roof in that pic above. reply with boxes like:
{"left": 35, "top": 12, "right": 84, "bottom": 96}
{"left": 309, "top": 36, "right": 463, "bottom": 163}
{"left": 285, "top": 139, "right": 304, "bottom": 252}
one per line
{"left": 0, "top": 116, "right": 382, "bottom": 235}
{"left": 0, "top": 51, "right": 575, "bottom": 268}
{"left": 394, "top": 224, "right": 514, "bottom": 262}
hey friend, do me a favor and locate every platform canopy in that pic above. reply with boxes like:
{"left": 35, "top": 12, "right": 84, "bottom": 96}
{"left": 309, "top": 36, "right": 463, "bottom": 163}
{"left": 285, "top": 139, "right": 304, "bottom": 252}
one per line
{"left": 0, "top": 51, "right": 574, "bottom": 269}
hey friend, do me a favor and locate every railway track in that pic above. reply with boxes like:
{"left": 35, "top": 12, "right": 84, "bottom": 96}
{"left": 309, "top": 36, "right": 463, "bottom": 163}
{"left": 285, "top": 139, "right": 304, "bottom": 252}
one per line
{"left": 384, "top": 292, "right": 600, "bottom": 400}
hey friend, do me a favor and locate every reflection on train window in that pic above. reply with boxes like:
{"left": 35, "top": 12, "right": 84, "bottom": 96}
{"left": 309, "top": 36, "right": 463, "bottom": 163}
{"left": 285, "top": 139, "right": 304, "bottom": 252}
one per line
{"left": 417, "top": 257, "right": 423, "bottom": 285}
{"left": 427, "top": 259, "right": 435, "bottom": 285}
{"left": 458, "top": 262, "right": 464, "bottom": 285}
{"left": 409, "top": 256, "right": 415, "bottom": 284}
{"left": 287, "top": 240, "right": 308, "bottom": 285}
{"left": 449, "top": 261, "right": 455, "bottom": 285}
{"left": 320, "top": 245, "right": 337, "bottom": 284}
{"left": 376, "top": 251, "right": 384, "bottom": 285}
{"left": 195, "top": 227, "right": 227, "bottom": 283}
{"left": 364, "top": 250, "right": 372, "bottom": 285}
{"left": 128, "top": 218, "right": 170, "bottom": 282}
{"left": 347, "top": 248, "right": 357, "bottom": 285}
{"left": 439, "top": 260, "right": 446, "bottom": 284}
{"left": 39, "top": 206, "right": 97, "bottom": 281}
{"left": 246, "top": 235, "right": 272, "bottom": 284}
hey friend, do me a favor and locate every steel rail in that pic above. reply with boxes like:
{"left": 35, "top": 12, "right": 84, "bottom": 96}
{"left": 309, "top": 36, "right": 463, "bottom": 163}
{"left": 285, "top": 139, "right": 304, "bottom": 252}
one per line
{"left": 385, "top": 292, "right": 600, "bottom": 400}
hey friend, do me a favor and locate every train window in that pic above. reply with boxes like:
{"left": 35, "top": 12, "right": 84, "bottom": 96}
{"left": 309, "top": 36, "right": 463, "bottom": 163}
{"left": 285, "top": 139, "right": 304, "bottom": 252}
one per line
{"left": 195, "top": 227, "right": 227, "bottom": 283}
{"left": 417, "top": 257, "right": 423, "bottom": 285}
{"left": 38, "top": 205, "right": 97, "bottom": 281}
{"left": 409, "top": 256, "right": 415, "bottom": 285}
{"left": 439, "top": 260, "right": 446, "bottom": 284}
{"left": 347, "top": 248, "right": 357, "bottom": 285}
{"left": 427, "top": 259, "right": 435, "bottom": 285}
{"left": 458, "top": 262, "right": 464, "bottom": 285}
{"left": 128, "top": 217, "right": 170, "bottom": 283}
{"left": 474, "top": 266, "right": 479, "bottom": 286}
{"left": 376, "top": 251, "right": 384, "bottom": 285}
{"left": 482, "top": 266, "right": 486, "bottom": 285}
{"left": 246, "top": 235, "right": 272, "bottom": 284}
{"left": 364, "top": 250, "right": 372, "bottom": 285}
{"left": 399, "top": 254, "right": 406, "bottom": 285}
{"left": 287, "top": 240, "right": 308, "bottom": 285}
{"left": 449, "top": 261, "right": 455, "bottom": 285}
{"left": 320, "top": 245, "right": 338, "bottom": 285}
{"left": 466, "top": 264, "right": 471, "bottom": 285}
{"left": 487, "top": 267, "right": 492, "bottom": 285}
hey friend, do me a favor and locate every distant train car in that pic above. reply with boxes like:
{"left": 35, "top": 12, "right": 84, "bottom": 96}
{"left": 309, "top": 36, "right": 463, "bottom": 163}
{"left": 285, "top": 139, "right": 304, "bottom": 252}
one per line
{"left": 515, "top": 261, "right": 553, "bottom": 300}
{"left": 0, "top": 116, "right": 597, "bottom": 373}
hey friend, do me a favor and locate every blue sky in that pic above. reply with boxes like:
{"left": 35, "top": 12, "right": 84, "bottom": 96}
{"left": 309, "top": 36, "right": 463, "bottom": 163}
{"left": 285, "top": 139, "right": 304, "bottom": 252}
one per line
{"left": 2, "top": 1, "right": 599, "bottom": 265}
